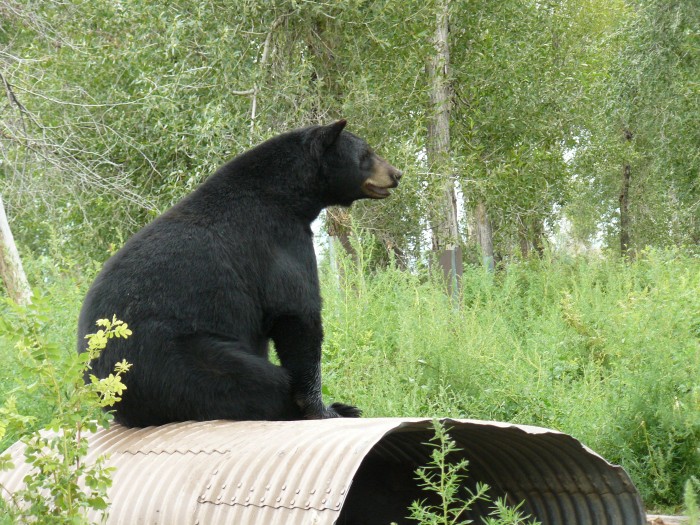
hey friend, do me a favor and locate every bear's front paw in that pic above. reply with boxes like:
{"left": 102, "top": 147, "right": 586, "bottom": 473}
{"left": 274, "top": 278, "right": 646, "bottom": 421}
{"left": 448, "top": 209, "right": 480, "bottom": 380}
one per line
{"left": 300, "top": 399, "right": 362, "bottom": 419}
{"left": 328, "top": 402, "right": 362, "bottom": 418}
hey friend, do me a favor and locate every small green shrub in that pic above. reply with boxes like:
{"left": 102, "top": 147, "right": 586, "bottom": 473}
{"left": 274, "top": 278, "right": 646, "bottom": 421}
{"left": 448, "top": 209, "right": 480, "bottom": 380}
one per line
{"left": 406, "top": 420, "right": 539, "bottom": 525}
{"left": 0, "top": 304, "right": 131, "bottom": 524}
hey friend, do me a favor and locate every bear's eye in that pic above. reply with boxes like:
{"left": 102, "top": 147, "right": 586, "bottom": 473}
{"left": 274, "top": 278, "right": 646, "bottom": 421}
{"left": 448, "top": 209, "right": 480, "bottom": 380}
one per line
{"left": 359, "top": 152, "right": 372, "bottom": 169}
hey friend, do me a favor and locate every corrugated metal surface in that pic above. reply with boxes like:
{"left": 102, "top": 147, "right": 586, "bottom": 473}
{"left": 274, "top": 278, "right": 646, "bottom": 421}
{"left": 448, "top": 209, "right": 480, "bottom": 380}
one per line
{"left": 0, "top": 418, "right": 645, "bottom": 524}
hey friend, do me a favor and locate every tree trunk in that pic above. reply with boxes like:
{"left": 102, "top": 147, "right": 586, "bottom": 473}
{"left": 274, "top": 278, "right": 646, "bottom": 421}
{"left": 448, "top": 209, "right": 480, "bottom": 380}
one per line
{"left": 620, "top": 129, "right": 633, "bottom": 259}
{"left": 532, "top": 218, "right": 545, "bottom": 257}
{"left": 427, "top": 0, "right": 461, "bottom": 295}
{"left": 0, "top": 195, "right": 32, "bottom": 305}
{"left": 326, "top": 207, "right": 356, "bottom": 262}
{"left": 248, "top": 15, "right": 287, "bottom": 142}
{"left": 518, "top": 219, "right": 530, "bottom": 258}
{"left": 474, "top": 201, "right": 494, "bottom": 271}
{"left": 517, "top": 217, "right": 545, "bottom": 259}
{"left": 619, "top": 164, "right": 631, "bottom": 257}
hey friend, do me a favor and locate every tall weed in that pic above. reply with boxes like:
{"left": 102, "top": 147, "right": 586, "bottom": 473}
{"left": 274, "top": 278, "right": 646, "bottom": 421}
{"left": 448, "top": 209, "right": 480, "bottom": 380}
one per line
{"left": 406, "top": 420, "right": 539, "bottom": 525}
{"left": 686, "top": 476, "right": 699, "bottom": 525}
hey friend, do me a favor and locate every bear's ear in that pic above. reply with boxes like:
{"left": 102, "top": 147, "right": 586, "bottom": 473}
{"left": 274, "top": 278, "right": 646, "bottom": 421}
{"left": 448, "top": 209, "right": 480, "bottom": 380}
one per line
{"left": 318, "top": 119, "right": 347, "bottom": 149}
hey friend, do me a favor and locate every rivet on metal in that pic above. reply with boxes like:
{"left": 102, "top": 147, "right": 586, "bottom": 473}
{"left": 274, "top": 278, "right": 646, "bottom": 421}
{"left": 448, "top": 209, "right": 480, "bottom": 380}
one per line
{"left": 245, "top": 496, "right": 250, "bottom": 503}
{"left": 266, "top": 483, "right": 271, "bottom": 490}
{"left": 276, "top": 497, "right": 281, "bottom": 503}
{"left": 221, "top": 483, "right": 226, "bottom": 489}
{"left": 340, "top": 488, "right": 346, "bottom": 495}
{"left": 216, "top": 495, "right": 222, "bottom": 501}
{"left": 282, "top": 484, "right": 287, "bottom": 490}
{"left": 310, "top": 488, "right": 316, "bottom": 494}
{"left": 326, "top": 488, "right": 331, "bottom": 494}
{"left": 237, "top": 482, "right": 242, "bottom": 488}
{"left": 322, "top": 498, "right": 327, "bottom": 504}
{"left": 249, "top": 487, "right": 254, "bottom": 492}
{"left": 260, "top": 497, "right": 265, "bottom": 503}
{"left": 291, "top": 499, "right": 296, "bottom": 505}
{"left": 206, "top": 483, "right": 212, "bottom": 489}
{"left": 305, "top": 500, "right": 311, "bottom": 508}
{"left": 295, "top": 489, "right": 300, "bottom": 494}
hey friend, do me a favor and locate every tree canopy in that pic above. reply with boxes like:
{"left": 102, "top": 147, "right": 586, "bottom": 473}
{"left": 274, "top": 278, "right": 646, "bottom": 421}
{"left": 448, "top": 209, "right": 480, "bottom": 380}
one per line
{"left": 1, "top": 0, "right": 698, "bottom": 262}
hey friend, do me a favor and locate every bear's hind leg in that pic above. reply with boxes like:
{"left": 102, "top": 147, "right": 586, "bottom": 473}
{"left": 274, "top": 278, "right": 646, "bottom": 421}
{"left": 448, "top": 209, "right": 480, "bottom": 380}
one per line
{"left": 173, "top": 334, "right": 304, "bottom": 422}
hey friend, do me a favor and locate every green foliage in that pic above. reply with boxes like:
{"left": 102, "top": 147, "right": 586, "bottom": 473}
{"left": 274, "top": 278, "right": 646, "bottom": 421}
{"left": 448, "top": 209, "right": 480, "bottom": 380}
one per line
{"left": 686, "top": 477, "right": 700, "bottom": 525}
{"left": 569, "top": 0, "right": 700, "bottom": 251}
{"left": 407, "top": 420, "right": 538, "bottom": 525}
{"left": 0, "top": 304, "right": 131, "bottom": 524}
{"left": 481, "top": 499, "right": 538, "bottom": 525}
{"left": 409, "top": 420, "right": 490, "bottom": 525}
{"left": 0, "top": 245, "right": 696, "bottom": 516}
{"left": 2, "top": 1, "right": 699, "bottom": 508}
{"left": 0, "top": 267, "right": 90, "bottom": 448}
{"left": 321, "top": 245, "right": 700, "bottom": 510}
{"left": 3, "top": 0, "right": 696, "bottom": 263}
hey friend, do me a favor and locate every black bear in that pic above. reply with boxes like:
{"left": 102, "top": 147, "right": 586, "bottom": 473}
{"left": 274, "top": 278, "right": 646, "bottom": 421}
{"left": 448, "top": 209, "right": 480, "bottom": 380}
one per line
{"left": 77, "top": 120, "right": 401, "bottom": 427}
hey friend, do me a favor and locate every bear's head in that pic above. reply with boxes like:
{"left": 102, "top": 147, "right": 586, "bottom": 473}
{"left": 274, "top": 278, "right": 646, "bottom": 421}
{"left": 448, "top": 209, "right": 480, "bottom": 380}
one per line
{"left": 311, "top": 120, "right": 402, "bottom": 207}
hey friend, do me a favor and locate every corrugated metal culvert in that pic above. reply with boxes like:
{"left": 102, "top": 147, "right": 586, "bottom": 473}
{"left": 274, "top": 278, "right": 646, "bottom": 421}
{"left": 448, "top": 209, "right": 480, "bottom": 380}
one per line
{"left": 0, "top": 418, "right": 645, "bottom": 524}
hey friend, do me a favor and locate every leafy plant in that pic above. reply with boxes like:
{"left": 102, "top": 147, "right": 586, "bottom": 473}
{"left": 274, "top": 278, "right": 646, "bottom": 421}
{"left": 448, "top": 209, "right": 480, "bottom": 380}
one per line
{"left": 0, "top": 307, "right": 131, "bottom": 524}
{"left": 686, "top": 477, "right": 700, "bottom": 525}
{"left": 407, "top": 420, "right": 539, "bottom": 525}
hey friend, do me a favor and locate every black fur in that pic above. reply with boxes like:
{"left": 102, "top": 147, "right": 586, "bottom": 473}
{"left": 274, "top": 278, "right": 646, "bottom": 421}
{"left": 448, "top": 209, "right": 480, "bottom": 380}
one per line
{"left": 77, "top": 121, "right": 401, "bottom": 427}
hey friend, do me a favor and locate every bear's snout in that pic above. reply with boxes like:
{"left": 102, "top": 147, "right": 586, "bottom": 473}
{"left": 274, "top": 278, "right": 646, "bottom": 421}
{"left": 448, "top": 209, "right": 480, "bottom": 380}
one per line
{"left": 388, "top": 164, "right": 403, "bottom": 183}
{"left": 361, "top": 155, "right": 402, "bottom": 199}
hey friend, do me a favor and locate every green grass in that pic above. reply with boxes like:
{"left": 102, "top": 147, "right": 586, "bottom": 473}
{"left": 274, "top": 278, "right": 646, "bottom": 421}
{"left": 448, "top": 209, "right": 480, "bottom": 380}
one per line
{"left": 320, "top": 247, "right": 700, "bottom": 510}
{"left": 1, "top": 248, "right": 698, "bottom": 510}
